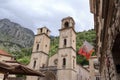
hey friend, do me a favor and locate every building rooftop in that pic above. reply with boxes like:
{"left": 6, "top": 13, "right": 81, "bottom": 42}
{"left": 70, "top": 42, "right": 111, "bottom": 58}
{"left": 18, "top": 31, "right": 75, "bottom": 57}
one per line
{"left": 0, "top": 50, "right": 12, "bottom": 57}
{"left": 61, "top": 16, "right": 75, "bottom": 23}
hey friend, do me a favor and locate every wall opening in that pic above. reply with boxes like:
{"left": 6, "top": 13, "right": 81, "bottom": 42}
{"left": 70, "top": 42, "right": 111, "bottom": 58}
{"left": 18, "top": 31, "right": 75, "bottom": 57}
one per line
{"left": 64, "top": 39, "right": 67, "bottom": 47}
{"left": 42, "top": 64, "right": 45, "bottom": 68}
{"left": 64, "top": 22, "right": 69, "bottom": 28}
{"left": 33, "top": 60, "right": 36, "bottom": 68}
{"left": 47, "top": 29, "right": 49, "bottom": 34}
{"left": 41, "top": 28, "right": 42, "bottom": 33}
{"left": 63, "top": 58, "right": 66, "bottom": 68}
{"left": 112, "top": 33, "right": 120, "bottom": 77}
{"left": 36, "top": 44, "right": 39, "bottom": 51}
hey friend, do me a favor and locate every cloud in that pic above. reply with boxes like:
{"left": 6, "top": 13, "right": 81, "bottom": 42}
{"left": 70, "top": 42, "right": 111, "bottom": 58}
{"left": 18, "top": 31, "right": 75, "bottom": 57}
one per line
{"left": 0, "top": 0, "right": 94, "bottom": 36}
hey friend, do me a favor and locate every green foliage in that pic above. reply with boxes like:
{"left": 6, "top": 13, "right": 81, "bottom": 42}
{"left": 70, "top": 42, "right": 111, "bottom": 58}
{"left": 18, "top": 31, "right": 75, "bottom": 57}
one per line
{"left": 17, "top": 56, "right": 30, "bottom": 65}
{"left": 76, "top": 29, "right": 96, "bottom": 51}
{"left": 10, "top": 48, "right": 32, "bottom": 65}
{"left": 76, "top": 29, "right": 96, "bottom": 65}
{"left": 49, "top": 37, "right": 59, "bottom": 57}
{"left": 76, "top": 54, "right": 89, "bottom": 65}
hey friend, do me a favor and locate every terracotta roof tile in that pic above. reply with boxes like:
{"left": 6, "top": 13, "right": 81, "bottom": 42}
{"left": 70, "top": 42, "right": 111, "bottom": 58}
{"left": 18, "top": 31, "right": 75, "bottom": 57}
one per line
{"left": 0, "top": 50, "right": 12, "bottom": 57}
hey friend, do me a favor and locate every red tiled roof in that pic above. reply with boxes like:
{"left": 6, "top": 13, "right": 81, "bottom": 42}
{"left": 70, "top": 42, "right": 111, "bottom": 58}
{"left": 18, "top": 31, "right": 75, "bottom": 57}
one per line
{"left": 0, "top": 50, "right": 12, "bottom": 57}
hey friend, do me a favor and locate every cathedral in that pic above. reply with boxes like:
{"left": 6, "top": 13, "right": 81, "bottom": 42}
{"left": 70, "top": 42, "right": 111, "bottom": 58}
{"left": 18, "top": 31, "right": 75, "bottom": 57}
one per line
{"left": 26, "top": 17, "right": 97, "bottom": 80}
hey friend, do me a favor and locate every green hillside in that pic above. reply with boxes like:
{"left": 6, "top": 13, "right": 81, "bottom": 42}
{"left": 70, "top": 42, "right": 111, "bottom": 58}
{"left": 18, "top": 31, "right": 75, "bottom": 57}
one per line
{"left": 3, "top": 29, "right": 96, "bottom": 65}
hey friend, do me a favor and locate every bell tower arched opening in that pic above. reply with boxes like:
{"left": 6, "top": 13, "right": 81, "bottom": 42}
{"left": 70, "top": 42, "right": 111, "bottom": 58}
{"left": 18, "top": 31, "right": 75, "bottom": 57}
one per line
{"left": 64, "top": 22, "right": 69, "bottom": 28}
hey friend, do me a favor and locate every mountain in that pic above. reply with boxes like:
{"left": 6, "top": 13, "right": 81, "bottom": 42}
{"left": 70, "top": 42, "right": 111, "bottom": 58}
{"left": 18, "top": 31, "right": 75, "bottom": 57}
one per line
{"left": 0, "top": 18, "right": 34, "bottom": 52}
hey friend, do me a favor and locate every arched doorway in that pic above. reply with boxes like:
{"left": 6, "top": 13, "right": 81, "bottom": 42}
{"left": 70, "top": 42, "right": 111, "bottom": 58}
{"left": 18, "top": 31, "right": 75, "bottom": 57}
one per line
{"left": 45, "top": 71, "right": 57, "bottom": 80}
{"left": 112, "top": 33, "right": 120, "bottom": 79}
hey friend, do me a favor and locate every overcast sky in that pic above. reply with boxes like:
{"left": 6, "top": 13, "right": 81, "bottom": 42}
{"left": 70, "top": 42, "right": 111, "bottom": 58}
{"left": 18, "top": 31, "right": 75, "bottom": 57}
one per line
{"left": 0, "top": 0, "right": 94, "bottom": 36}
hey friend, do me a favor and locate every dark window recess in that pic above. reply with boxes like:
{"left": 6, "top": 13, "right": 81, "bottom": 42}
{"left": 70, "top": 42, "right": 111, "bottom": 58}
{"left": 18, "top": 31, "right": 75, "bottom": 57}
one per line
{"left": 41, "top": 28, "right": 42, "bottom": 33}
{"left": 33, "top": 60, "right": 36, "bottom": 68}
{"left": 42, "top": 64, "right": 45, "bottom": 68}
{"left": 64, "top": 39, "right": 67, "bottom": 47}
{"left": 36, "top": 44, "right": 39, "bottom": 51}
{"left": 63, "top": 58, "right": 66, "bottom": 67}
{"left": 116, "top": 64, "right": 120, "bottom": 73}
{"left": 47, "top": 30, "right": 49, "bottom": 34}
{"left": 112, "top": 33, "right": 120, "bottom": 74}
{"left": 64, "top": 22, "right": 69, "bottom": 28}
{"left": 96, "top": 77, "right": 100, "bottom": 80}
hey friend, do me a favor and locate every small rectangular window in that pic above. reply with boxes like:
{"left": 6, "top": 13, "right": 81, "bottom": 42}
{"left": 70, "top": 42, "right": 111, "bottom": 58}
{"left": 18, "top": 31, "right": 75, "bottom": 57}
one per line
{"left": 33, "top": 60, "right": 36, "bottom": 68}
{"left": 63, "top": 58, "right": 66, "bottom": 68}
{"left": 64, "top": 39, "right": 67, "bottom": 47}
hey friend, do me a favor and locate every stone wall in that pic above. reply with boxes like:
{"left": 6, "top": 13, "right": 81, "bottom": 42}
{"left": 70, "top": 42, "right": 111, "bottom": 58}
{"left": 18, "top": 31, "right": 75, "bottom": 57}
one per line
{"left": 76, "top": 65, "right": 90, "bottom": 80}
{"left": 89, "top": 0, "right": 120, "bottom": 80}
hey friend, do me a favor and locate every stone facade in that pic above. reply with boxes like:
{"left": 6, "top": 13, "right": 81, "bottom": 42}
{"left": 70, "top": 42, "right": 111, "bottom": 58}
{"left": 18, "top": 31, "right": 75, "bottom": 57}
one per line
{"left": 76, "top": 65, "right": 90, "bottom": 80}
{"left": 57, "top": 17, "right": 76, "bottom": 80}
{"left": 26, "top": 17, "right": 97, "bottom": 80}
{"left": 26, "top": 27, "right": 51, "bottom": 80}
{"left": 90, "top": 0, "right": 120, "bottom": 80}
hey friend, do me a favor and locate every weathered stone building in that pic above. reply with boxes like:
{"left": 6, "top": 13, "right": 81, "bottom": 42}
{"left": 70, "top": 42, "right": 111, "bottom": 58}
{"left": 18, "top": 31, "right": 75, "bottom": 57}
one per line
{"left": 26, "top": 17, "right": 92, "bottom": 80}
{"left": 0, "top": 50, "right": 14, "bottom": 80}
{"left": 90, "top": 0, "right": 120, "bottom": 80}
{"left": 89, "top": 56, "right": 100, "bottom": 80}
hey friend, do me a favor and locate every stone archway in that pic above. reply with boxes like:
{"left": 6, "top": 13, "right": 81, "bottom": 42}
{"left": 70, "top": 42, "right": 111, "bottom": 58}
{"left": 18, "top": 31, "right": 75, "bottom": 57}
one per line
{"left": 112, "top": 33, "right": 120, "bottom": 79}
{"left": 38, "top": 71, "right": 56, "bottom": 80}
{"left": 45, "top": 71, "right": 57, "bottom": 80}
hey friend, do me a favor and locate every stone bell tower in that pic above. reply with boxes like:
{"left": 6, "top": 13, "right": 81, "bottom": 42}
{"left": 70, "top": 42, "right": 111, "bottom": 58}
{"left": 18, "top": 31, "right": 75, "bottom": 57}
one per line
{"left": 27, "top": 27, "right": 50, "bottom": 80}
{"left": 57, "top": 17, "right": 77, "bottom": 80}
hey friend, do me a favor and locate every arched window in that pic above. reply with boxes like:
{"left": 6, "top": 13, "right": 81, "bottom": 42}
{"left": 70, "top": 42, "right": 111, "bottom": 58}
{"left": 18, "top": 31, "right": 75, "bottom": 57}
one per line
{"left": 63, "top": 58, "right": 66, "bottom": 67}
{"left": 64, "top": 22, "right": 69, "bottom": 28}
{"left": 36, "top": 44, "right": 39, "bottom": 51}
{"left": 33, "top": 60, "right": 36, "bottom": 68}
{"left": 64, "top": 39, "right": 67, "bottom": 47}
